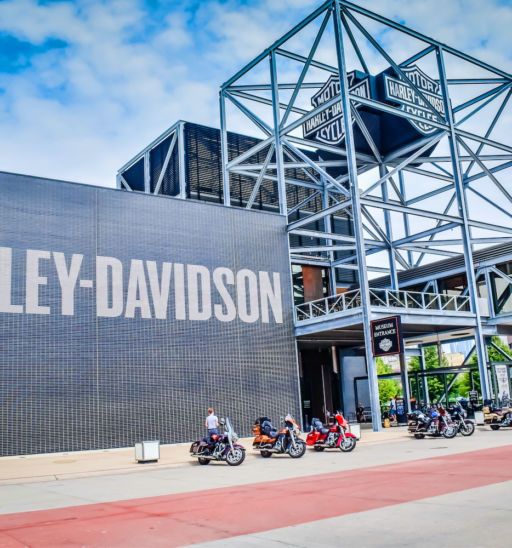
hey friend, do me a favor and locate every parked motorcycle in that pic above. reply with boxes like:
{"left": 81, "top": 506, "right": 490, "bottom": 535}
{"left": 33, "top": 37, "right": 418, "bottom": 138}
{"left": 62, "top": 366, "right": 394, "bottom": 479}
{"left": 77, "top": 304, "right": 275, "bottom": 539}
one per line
{"left": 483, "top": 399, "right": 512, "bottom": 430}
{"left": 252, "top": 414, "right": 306, "bottom": 458}
{"left": 408, "top": 405, "right": 457, "bottom": 439}
{"left": 449, "top": 400, "right": 475, "bottom": 436}
{"left": 306, "top": 411, "right": 357, "bottom": 452}
{"left": 190, "top": 417, "right": 246, "bottom": 466}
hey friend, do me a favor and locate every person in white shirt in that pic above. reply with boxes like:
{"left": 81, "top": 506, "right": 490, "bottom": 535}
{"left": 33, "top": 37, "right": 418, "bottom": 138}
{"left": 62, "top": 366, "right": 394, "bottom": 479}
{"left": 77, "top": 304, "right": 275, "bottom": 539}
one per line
{"left": 205, "top": 408, "right": 219, "bottom": 436}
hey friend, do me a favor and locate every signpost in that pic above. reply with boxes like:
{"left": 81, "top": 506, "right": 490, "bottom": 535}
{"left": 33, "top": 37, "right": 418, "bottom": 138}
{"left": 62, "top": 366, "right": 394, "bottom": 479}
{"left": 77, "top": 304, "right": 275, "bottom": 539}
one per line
{"left": 370, "top": 316, "right": 410, "bottom": 415}
{"left": 370, "top": 316, "right": 403, "bottom": 357}
{"left": 494, "top": 364, "right": 511, "bottom": 404}
{"left": 468, "top": 390, "right": 479, "bottom": 405}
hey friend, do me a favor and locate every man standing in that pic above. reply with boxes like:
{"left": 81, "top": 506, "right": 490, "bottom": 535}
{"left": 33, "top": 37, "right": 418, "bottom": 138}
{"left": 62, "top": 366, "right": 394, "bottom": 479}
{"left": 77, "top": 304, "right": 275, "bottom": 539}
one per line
{"left": 388, "top": 397, "right": 397, "bottom": 424}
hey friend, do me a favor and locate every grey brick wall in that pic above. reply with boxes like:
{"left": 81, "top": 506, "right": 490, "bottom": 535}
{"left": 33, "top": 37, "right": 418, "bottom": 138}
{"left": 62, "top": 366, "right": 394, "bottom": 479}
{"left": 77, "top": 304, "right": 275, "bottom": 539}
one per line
{"left": 0, "top": 172, "right": 299, "bottom": 456}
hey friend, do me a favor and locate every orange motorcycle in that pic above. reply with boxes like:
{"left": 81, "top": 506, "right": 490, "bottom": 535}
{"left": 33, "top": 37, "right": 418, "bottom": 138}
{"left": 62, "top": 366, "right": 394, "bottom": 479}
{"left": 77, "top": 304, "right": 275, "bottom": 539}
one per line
{"left": 252, "top": 415, "right": 306, "bottom": 458}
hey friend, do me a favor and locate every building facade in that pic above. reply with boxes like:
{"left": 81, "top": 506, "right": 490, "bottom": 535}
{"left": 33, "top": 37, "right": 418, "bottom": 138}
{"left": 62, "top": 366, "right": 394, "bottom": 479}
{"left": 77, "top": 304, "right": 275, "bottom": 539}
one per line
{"left": 0, "top": 172, "right": 299, "bottom": 456}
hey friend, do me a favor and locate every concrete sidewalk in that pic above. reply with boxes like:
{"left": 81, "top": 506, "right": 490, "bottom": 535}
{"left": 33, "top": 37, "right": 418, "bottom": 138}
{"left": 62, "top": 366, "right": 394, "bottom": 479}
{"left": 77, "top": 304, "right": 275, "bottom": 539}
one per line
{"left": 0, "top": 428, "right": 408, "bottom": 484}
{"left": 2, "top": 442, "right": 511, "bottom": 547}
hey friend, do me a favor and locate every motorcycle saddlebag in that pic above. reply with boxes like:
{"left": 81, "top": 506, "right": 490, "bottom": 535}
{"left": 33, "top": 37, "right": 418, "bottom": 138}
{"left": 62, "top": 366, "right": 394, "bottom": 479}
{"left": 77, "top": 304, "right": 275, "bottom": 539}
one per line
{"left": 306, "top": 431, "right": 321, "bottom": 445}
{"left": 253, "top": 434, "right": 275, "bottom": 445}
{"left": 190, "top": 440, "right": 207, "bottom": 454}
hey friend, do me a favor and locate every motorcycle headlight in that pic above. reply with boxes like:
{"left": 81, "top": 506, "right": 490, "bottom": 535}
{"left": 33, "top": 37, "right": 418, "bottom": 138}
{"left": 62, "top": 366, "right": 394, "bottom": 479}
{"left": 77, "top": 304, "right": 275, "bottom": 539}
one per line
{"left": 232, "top": 434, "right": 238, "bottom": 443}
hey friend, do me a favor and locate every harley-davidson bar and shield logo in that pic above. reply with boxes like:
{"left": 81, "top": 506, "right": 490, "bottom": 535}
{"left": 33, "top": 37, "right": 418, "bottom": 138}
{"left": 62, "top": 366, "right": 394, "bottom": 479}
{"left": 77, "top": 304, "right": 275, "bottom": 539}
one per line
{"left": 383, "top": 65, "right": 445, "bottom": 135}
{"left": 302, "top": 71, "right": 370, "bottom": 146}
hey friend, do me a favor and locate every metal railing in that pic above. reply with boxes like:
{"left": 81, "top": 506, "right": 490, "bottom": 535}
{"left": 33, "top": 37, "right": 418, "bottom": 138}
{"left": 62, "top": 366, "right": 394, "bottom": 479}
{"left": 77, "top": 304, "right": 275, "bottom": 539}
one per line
{"left": 295, "top": 288, "right": 471, "bottom": 322}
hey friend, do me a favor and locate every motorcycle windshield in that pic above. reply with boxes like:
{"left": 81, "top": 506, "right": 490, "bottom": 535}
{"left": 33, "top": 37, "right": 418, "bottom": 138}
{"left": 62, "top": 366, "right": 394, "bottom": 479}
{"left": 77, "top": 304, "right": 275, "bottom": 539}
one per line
{"left": 225, "top": 417, "right": 234, "bottom": 440}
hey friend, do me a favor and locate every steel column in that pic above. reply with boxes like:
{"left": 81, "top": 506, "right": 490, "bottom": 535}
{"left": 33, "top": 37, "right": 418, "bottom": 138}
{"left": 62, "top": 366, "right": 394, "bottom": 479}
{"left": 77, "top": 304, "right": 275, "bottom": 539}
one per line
{"left": 219, "top": 92, "right": 230, "bottom": 206}
{"left": 178, "top": 121, "right": 187, "bottom": 199}
{"left": 321, "top": 173, "right": 337, "bottom": 294}
{"left": 436, "top": 46, "right": 491, "bottom": 400}
{"left": 380, "top": 165, "right": 398, "bottom": 289}
{"left": 419, "top": 346, "right": 430, "bottom": 404}
{"left": 484, "top": 268, "right": 496, "bottom": 318}
{"left": 269, "top": 50, "right": 288, "bottom": 215}
{"left": 333, "top": 1, "right": 382, "bottom": 431}
{"left": 143, "top": 151, "right": 150, "bottom": 193}
{"left": 398, "top": 171, "right": 413, "bottom": 266}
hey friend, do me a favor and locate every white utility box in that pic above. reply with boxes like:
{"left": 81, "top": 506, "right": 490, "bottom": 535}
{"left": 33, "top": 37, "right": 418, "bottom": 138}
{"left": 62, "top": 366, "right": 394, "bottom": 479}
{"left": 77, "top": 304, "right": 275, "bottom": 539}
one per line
{"left": 349, "top": 423, "right": 361, "bottom": 439}
{"left": 135, "top": 440, "right": 160, "bottom": 462}
{"left": 474, "top": 411, "right": 485, "bottom": 425}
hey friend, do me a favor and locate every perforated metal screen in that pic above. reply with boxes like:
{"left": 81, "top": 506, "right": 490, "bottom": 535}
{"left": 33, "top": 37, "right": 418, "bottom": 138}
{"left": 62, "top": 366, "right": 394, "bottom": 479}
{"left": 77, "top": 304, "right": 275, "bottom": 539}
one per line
{"left": 0, "top": 172, "right": 299, "bottom": 456}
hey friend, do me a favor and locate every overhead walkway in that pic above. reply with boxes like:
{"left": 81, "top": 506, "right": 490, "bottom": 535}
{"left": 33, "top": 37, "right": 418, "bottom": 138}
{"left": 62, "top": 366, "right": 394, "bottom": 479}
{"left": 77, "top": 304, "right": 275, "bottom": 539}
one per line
{"left": 295, "top": 288, "right": 475, "bottom": 336}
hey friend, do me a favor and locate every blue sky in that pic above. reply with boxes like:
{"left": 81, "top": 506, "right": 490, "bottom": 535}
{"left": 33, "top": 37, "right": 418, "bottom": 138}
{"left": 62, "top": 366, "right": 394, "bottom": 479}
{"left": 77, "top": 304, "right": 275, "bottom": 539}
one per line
{"left": 0, "top": 0, "right": 511, "bottom": 187}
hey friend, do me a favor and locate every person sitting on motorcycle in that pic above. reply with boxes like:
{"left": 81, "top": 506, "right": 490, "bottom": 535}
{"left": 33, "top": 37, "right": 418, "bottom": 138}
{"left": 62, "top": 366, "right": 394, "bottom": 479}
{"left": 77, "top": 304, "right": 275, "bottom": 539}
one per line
{"left": 205, "top": 408, "right": 219, "bottom": 439}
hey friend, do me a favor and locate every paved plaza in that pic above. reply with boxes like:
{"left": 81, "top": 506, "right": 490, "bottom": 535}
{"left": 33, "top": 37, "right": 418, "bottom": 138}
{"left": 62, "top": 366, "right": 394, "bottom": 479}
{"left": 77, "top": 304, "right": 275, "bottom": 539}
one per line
{"left": 1, "top": 428, "right": 511, "bottom": 547}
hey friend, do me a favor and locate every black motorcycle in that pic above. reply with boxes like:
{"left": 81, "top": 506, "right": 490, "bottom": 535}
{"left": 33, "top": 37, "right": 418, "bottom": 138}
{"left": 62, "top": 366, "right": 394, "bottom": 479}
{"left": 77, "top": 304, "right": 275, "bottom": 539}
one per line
{"left": 449, "top": 401, "right": 475, "bottom": 436}
{"left": 408, "top": 406, "right": 457, "bottom": 439}
{"left": 190, "top": 417, "right": 246, "bottom": 466}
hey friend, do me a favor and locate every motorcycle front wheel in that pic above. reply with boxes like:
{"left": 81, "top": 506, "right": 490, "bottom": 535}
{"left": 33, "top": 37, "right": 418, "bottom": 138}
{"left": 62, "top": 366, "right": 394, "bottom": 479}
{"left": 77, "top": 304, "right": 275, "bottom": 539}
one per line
{"left": 226, "top": 447, "right": 246, "bottom": 466}
{"left": 339, "top": 437, "right": 356, "bottom": 452}
{"left": 490, "top": 424, "right": 501, "bottom": 430}
{"left": 313, "top": 446, "right": 325, "bottom": 452}
{"left": 414, "top": 433, "right": 425, "bottom": 439}
{"left": 198, "top": 457, "right": 210, "bottom": 465}
{"left": 459, "top": 421, "right": 475, "bottom": 436}
{"left": 288, "top": 440, "right": 306, "bottom": 458}
{"left": 442, "top": 425, "right": 457, "bottom": 439}
{"left": 260, "top": 450, "right": 272, "bottom": 458}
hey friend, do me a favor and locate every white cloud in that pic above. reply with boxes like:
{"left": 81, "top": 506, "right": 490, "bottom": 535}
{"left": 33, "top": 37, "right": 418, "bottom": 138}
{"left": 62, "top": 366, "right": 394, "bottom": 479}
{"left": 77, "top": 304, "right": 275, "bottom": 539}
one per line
{"left": 0, "top": 0, "right": 509, "bottom": 189}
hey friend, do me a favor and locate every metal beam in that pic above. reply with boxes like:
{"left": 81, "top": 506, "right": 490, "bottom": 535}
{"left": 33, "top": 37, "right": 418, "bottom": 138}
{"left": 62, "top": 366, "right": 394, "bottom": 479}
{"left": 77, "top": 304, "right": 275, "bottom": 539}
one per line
{"left": 287, "top": 191, "right": 321, "bottom": 216}
{"left": 290, "top": 244, "right": 356, "bottom": 253}
{"left": 281, "top": 10, "right": 331, "bottom": 128}
{"left": 338, "top": 0, "right": 512, "bottom": 80}
{"left": 153, "top": 130, "right": 178, "bottom": 196}
{"left": 225, "top": 92, "right": 272, "bottom": 136}
{"left": 283, "top": 138, "right": 351, "bottom": 197}
{"left": 275, "top": 48, "right": 338, "bottom": 75}
{"left": 362, "top": 134, "right": 445, "bottom": 197}
{"left": 335, "top": 1, "right": 381, "bottom": 431}
{"left": 393, "top": 222, "right": 460, "bottom": 246}
{"left": 221, "top": 0, "right": 333, "bottom": 89}
{"left": 219, "top": 93, "right": 230, "bottom": 205}
{"left": 463, "top": 88, "right": 512, "bottom": 177}
{"left": 361, "top": 197, "right": 463, "bottom": 224}
{"left": 344, "top": 9, "right": 446, "bottom": 124}
{"left": 287, "top": 198, "right": 352, "bottom": 231}
{"left": 436, "top": 45, "right": 491, "bottom": 400}
{"left": 229, "top": 89, "right": 308, "bottom": 115}
{"left": 143, "top": 151, "right": 150, "bottom": 194}
{"left": 246, "top": 144, "right": 275, "bottom": 210}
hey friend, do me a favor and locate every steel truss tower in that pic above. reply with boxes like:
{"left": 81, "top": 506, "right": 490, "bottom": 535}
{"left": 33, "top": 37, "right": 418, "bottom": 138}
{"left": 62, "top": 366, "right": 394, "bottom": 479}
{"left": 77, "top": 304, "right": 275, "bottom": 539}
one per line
{"left": 219, "top": 0, "right": 512, "bottom": 430}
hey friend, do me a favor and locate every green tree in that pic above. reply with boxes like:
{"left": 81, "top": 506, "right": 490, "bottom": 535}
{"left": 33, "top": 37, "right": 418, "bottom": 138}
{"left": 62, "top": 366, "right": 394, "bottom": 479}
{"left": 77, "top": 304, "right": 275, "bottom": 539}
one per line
{"left": 460, "top": 336, "right": 511, "bottom": 398}
{"left": 376, "top": 357, "right": 402, "bottom": 409}
{"left": 468, "top": 336, "right": 512, "bottom": 364}
{"left": 408, "top": 345, "right": 446, "bottom": 402}
{"left": 408, "top": 337, "right": 511, "bottom": 403}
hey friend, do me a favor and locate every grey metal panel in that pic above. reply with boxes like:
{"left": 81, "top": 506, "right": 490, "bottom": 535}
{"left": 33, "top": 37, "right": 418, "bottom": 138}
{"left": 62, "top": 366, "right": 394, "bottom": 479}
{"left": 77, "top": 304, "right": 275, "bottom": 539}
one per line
{"left": 0, "top": 172, "right": 299, "bottom": 456}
